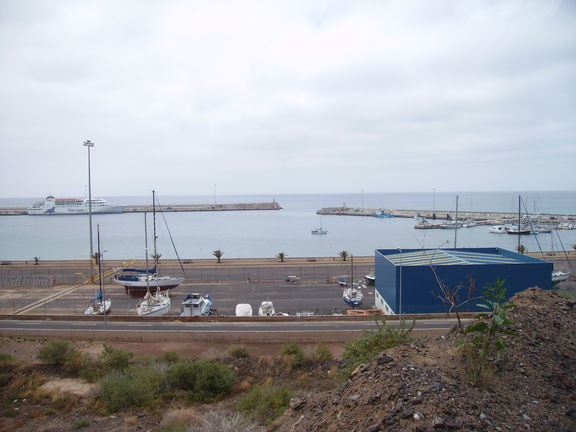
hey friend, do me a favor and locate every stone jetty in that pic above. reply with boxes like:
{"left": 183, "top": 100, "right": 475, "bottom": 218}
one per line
{"left": 316, "top": 206, "right": 576, "bottom": 225}
{"left": 0, "top": 201, "right": 282, "bottom": 216}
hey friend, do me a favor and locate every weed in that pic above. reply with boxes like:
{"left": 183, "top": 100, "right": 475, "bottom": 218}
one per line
{"left": 236, "top": 384, "right": 292, "bottom": 424}
{"left": 37, "top": 340, "right": 77, "bottom": 366}
{"left": 157, "top": 421, "right": 188, "bottom": 432}
{"left": 158, "top": 351, "right": 181, "bottom": 364}
{"left": 164, "top": 360, "right": 235, "bottom": 402}
{"left": 341, "top": 316, "right": 413, "bottom": 379}
{"left": 280, "top": 342, "right": 310, "bottom": 371}
{"left": 101, "top": 345, "right": 133, "bottom": 372}
{"left": 2, "top": 407, "right": 19, "bottom": 418}
{"left": 312, "top": 344, "right": 334, "bottom": 363}
{"left": 458, "top": 278, "right": 516, "bottom": 386}
{"left": 44, "top": 408, "right": 57, "bottom": 416}
{"left": 227, "top": 344, "right": 250, "bottom": 359}
{"left": 71, "top": 418, "right": 90, "bottom": 430}
{"left": 96, "top": 366, "right": 159, "bottom": 412}
{"left": 189, "top": 410, "right": 262, "bottom": 432}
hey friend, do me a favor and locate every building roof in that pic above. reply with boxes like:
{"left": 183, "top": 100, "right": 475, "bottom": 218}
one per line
{"left": 380, "top": 248, "right": 532, "bottom": 267}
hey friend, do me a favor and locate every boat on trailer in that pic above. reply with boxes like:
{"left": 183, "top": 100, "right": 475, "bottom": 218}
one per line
{"left": 180, "top": 293, "right": 213, "bottom": 317}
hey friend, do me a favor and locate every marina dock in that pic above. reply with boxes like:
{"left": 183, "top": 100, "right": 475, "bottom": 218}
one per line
{"left": 0, "top": 201, "right": 282, "bottom": 216}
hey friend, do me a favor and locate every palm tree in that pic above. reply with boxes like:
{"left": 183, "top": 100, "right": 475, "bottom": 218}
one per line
{"left": 91, "top": 252, "right": 101, "bottom": 265}
{"left": 213, "top": 249, "right": 223, "bottom": 263}
{"left": 339, "top": 250, "right": 349, "bottom": 261}
{"left": 276, "top": 252, "right": 286, "bottom": 263}
{"left": 33, "top": 256, "right": 40, "bottom": 265}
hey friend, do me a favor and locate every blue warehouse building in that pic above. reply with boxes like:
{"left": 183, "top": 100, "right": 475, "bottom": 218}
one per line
{"left": 374, "top": 248, "right": 552, "bottom": 315}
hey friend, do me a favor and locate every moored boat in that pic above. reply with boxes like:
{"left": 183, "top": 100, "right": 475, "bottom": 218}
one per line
{"left": 27, "top": 196, "right": 124, "bottom": 215}
{"left": 489, "top": 225, "right": 507, "bottom": 234}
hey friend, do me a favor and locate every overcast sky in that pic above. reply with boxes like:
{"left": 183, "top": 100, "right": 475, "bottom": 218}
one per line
{"left": 0, "top": 0, "right": 574, "bottom": 198}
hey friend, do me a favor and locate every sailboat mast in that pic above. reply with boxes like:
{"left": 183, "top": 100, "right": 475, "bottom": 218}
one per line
{"left": 144, "top": 211, "right": 150, "bottom": 293}
{"left": 152, "top": 190, "right": 157, "bottom": 261}
{"left": 517, "top": 195, "right": 521, "bottom": 252}
{"left": 454, "top": 195, "right": 459, "bottom": 248}
{"left": 97, "top": 224, "right": 103, "bottom": 300}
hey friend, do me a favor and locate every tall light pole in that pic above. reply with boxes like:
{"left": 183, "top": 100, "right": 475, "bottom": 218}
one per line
{"left": 83, "top": 139, "right": 95, "bottom": 282}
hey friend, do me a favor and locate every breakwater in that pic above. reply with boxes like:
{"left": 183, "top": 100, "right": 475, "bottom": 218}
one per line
{"left": 0, "top": 201, "right": 282, "bottom": 216}
{"left": 316, "top": 206, "right": 576, "bottom": 223}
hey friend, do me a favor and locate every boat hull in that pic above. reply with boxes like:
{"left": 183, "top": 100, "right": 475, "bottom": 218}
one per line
{"left": 84, "top": 299, "right": 112, "bottom": 315}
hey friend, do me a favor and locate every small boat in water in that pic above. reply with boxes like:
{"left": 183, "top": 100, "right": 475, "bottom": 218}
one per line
{"left": 373, "top": 210, "right": 393, "bottom": 218}
{"left": 137, "top": 288, "right": 171, "bottom": 316}
{"left": 258, "top": 301, "right": 276, "bottom": 316}
{"left": 506, "top": 225, "right": 532, "bottom": 235}
{"left": 27, "top": 196, "right": 124, "bottom": 215}
{"left": 489, "top": 225, "right": 507, "bottom": 234}
{"left": 180, "top": 293, "right": 213, "bottom": 317}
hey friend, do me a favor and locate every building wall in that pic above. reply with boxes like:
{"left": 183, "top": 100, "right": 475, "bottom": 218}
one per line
{"left": 374, "top": 248, "right": 553, "bottom": 314}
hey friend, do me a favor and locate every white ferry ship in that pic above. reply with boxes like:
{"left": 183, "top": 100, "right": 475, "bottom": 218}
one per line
{"left": 27, "top": 196, "right": 124, "bottom": 215}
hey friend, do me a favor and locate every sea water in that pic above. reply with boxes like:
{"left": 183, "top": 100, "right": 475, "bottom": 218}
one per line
{"left": 0, "top": 191, "right": 575, "bottom": 261}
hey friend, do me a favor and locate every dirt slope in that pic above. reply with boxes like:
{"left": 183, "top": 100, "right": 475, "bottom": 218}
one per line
{"left": 275, "top": 288, "right": 576, "bottom": 432}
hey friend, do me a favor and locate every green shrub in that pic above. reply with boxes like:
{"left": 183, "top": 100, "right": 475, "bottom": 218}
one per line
{"left": 158, "top": 351, "right": 181, "bottom": 364}
{"left": 342, "top": 317, "right": 413, "bottom": 378}
{"left": 227, "top": 344, "right": 250, "bottom": 359}
{"left": 0, "top": 353, "right": 14, "bottom": 364}
{"left": 458, "top": 278, "right": 516, "bottom": 386}
{"left": 236, "top": 385, "right": 292, "bottom": 424}
{"left": 280, "top": 342, "right": 309, "bottom": 371}
{"left": 165, "top": 360, "right": 234, "bottom": 402}
{"left": 37, "top": 340, "right": 77, "bottom": 366}
{"left": 71, "top": 418, "right": 90, "bottom": 430}
{"left": 101, "top": 345, "right": 133, "bottom": 371}
{"left": 280, "top": 342, "right": 302, "bottom": 356}
{"left": 96, "top": 365, "right": 161, "bottom": 412}
{"left": 312, "top": 344, "right": 334, "bottom": 363}
{"left": 157, "top": 422, "right": 188, "bottom": 432}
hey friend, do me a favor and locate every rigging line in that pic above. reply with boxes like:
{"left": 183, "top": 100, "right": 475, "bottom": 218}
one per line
{"left": 555, "top": 229, "right": 575, "bottom": 273}
{"left": 155, "top": 196, "right": 187, "bottom": 278}
{"left": 520, "top": 197, "right": 544, "bottom": 256}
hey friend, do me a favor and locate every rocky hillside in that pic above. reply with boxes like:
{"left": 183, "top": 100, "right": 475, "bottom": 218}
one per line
{"left": 275, "top": 288, "right": 576, "bottom": 432}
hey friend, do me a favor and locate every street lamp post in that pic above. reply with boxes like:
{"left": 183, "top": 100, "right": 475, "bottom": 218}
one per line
{"left": 83, "top": 139, "right": 94, "bottom": 282}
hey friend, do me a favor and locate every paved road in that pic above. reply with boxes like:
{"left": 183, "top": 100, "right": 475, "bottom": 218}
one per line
{"left": 0, "top": 318, "right": 463, "bottom": 342}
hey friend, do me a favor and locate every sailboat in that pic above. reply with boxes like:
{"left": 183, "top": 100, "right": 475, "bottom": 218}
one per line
{"left": 342, "top": 255, "right": 363, "bottom": 307}
{"left": 113, "top": 191, "right": 184, "bottom": 296}
{"left": 311, "top": 216, "right": 327, "bottom": 235}
{"left": 84, "top": 225, "right": 111, "bottom": 315}
{"left": 135, "top": 210, "right": 171, "bottom": 316}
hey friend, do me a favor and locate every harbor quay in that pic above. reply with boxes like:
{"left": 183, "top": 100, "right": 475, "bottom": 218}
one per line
{"left": 0, "top": 201, "right": 282, "bottom": 216}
